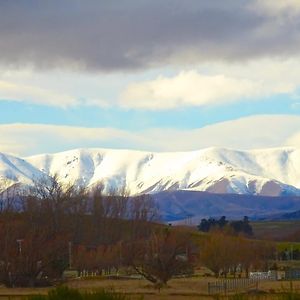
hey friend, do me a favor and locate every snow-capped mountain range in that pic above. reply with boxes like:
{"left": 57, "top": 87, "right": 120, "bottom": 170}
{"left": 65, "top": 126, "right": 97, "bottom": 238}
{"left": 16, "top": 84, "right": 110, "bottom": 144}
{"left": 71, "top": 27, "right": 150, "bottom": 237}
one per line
{"left": 1, "top": 147, "right": 300, "bottom": 197}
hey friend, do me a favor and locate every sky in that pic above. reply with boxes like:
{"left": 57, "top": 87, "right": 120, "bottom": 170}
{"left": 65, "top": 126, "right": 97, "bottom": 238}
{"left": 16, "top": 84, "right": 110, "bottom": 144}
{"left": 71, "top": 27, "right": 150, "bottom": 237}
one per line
{"left": 1, "top": 0, "right": 300, "bottom": 156}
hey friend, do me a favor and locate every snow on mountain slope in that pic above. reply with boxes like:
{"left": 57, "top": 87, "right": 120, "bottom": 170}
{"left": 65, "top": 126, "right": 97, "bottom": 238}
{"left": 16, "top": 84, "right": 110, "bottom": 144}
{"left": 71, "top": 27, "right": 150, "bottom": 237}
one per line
{"left": 0, "top": 152, "right": 46, "bottom": 191}
{"left": 20, "top": 146, "right": 300, "bottom": 196}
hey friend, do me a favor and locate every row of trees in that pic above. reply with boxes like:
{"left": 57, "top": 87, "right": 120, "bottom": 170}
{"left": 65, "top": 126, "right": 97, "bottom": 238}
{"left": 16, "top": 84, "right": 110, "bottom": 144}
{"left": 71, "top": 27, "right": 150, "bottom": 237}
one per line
{"left": 0, "top": 177, "right": 193, "bottom": 287}
{"left": 73, "top": 228, "right": 194, "bottom": 286}
{"left": 197, "top": 216, "right": 253, "bottom": 236}
{"left": 200, "top": 231, "right": 275, "bottom": 278}
{"left": 0, "top": 177, "right": 278, "bottom": 286}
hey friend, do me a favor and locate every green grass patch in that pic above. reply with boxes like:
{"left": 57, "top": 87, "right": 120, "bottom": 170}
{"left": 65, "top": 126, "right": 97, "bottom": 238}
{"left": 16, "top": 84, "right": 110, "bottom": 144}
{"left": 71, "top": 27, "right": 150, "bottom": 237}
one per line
{"left": 276, "top": 242, "right": 300, "bottom": 252}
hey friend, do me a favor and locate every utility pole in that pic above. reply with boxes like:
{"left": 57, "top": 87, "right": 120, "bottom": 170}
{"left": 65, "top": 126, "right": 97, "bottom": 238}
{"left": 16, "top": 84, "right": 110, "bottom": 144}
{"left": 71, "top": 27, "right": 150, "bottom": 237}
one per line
{"left": 16, "top": 239, "right": 24, "bottom": 256}
{"left": 68, "top": 241, "right": 72, "bottom": 269}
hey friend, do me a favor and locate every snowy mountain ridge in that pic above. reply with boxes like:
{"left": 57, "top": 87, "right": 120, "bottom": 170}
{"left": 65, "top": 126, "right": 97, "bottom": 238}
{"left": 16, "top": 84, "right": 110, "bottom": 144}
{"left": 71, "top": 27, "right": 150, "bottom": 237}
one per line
{"left": 1, "top": 146, "right": 300, "bottom": 196}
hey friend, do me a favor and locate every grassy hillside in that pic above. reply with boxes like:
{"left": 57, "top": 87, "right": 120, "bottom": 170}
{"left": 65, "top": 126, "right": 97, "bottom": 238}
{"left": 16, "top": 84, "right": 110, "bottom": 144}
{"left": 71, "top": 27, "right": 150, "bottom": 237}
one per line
{"left": 251, "top": 220, "right": 300, "bottom": 241}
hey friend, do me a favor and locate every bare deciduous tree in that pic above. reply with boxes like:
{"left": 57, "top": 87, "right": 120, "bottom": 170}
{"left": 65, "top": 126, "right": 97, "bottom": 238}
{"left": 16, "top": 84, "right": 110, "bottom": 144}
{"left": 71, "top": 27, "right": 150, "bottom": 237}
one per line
{"left": 122, "top": 228, "right": 193, "bottom": 287}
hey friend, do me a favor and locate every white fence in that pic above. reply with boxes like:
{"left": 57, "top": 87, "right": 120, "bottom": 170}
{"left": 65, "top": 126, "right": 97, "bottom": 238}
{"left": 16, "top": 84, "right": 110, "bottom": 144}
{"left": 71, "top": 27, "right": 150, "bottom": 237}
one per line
{"left": 249, "top": 270, "right": 277, "bottom": 281}
{"left": 208, "top": 271, "right": 277, "bottom": 295}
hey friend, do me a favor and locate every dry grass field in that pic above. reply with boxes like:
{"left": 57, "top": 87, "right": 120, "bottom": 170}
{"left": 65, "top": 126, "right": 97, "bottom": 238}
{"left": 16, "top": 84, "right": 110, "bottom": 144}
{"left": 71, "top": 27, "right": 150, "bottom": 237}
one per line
{"left": 251, "top": 221, "right": 300, "bottom": 241}
{"left": 66, "top": 277, "right": 214, "bottom": 299}
{"left": 2, "top": 277, "right": 300, "bottom": 300}
{"left": 0, "top": 277, "right": 227, "bottom": 299}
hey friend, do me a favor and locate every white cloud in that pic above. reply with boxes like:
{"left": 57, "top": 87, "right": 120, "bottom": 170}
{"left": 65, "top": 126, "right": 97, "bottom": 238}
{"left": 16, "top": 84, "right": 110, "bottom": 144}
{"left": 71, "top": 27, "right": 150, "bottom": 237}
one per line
{"left": 253, "top": 0, "right": 300, "bottom": 16}
{"left": 120, "top": 59, "right": 300, "bottom": 110}
{"left": 1, "top": 115, "right": 300, "bottom": 156}
{"left": 2, "top": 58, "right": 300, "bottom": 110}
{"left": 121, "top": 71, "right": 257, "bottom": 110}
{"left": 286, "top": 132, "right": 300, "bottom": 147}
{"left": 0, "top": 124, "right": 151, "bottom": 156}
{"left": 0, "top": 69, "right": 116, "bottom": 108}
{"left": 0, "top": 80, "right": 77, "bottom": 108}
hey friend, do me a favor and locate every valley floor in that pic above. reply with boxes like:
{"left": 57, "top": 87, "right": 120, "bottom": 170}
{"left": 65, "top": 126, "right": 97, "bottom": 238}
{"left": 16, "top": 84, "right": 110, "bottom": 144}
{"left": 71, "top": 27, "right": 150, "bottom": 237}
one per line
{"left": 2, "top": 277, "right": 300, "bottom": 299}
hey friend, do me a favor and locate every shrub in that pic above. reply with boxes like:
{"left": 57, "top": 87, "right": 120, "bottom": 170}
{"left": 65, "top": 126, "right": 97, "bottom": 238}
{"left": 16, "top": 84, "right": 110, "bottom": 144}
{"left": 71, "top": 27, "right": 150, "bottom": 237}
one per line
{"left": 28, "top": 286, "right": 132, "bottom": 300}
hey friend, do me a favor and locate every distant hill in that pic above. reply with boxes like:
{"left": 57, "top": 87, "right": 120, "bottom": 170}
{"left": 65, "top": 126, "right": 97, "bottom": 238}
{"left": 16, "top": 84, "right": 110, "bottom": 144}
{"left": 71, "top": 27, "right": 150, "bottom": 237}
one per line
{"left": 260, "top": 209, "right": 300, "bottom": 221}
{"left": 151, "top": 190, "right": 300, "bottom": 223}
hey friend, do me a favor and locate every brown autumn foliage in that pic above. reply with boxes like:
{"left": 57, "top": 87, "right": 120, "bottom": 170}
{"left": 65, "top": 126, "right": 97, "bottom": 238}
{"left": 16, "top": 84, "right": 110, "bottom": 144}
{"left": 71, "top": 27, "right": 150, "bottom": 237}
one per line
{"left": 121, "top": 227, "right": 194, "bottom": 287}
{"left": 0, "top": 175, "right": 277, "bottom": 287}
{"left": 73, "top": 244, "right": 121, "bottom": 274}
{"left": 200, "top": 231, "right": 275, "bottom": 278}
{"left": 0, "top": 175, "right": 159, "bottom": 287}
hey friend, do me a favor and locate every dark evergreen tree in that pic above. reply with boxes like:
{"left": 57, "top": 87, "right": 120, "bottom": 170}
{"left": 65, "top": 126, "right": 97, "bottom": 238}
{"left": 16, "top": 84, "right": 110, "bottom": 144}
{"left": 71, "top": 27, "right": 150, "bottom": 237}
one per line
{"left": 197, "top": 218, "right": 210, "bottom": 232}
{"left": 218, "top": 216, "right": 228, "bottom": 228}
{"left": 197, "top": 215, "right": 253, "bottom": 236}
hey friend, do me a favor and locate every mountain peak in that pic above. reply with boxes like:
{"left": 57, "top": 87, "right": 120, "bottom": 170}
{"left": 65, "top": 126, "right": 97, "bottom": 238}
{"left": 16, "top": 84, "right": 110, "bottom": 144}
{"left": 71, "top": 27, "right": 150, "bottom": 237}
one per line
{"left": 0, "top": 146, "right": 299, "bottom": 196}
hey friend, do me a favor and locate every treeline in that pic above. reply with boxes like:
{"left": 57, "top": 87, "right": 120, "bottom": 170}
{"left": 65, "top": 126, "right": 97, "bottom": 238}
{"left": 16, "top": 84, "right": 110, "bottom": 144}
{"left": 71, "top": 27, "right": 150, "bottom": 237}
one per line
{"left": 278, "top": 248, "right": 300, "bottom": 261}
{"left": 197, "top": 216, "right": 253, "bottom": 235}
{"left": 0, "top": 176, "right": 193, "bottom": 287}
{"left": 200, "top": 231, "right": 275, "bottom": 278}
{"left": 0, "top": 177, "right": 278, "bottom": 286}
